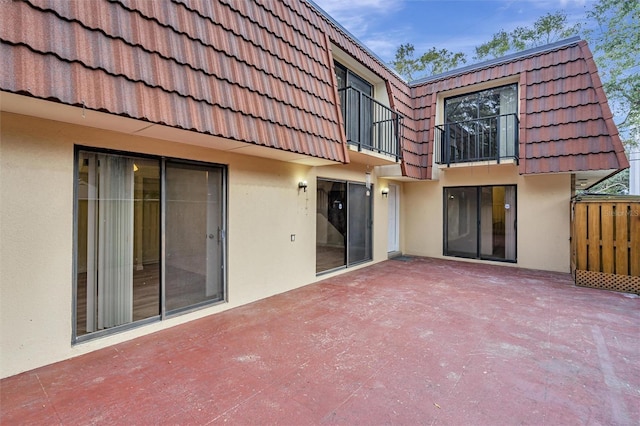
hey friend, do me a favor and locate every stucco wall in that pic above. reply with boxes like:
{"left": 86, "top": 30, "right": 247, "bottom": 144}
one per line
{"left": 0, "top": 110, "right": 573, "bottom": 378}
{"left": 0, "top": 112, "right": 391, "bottom": 378}
{"left": 402, "top": 164, "right": 572, "bottom": 272}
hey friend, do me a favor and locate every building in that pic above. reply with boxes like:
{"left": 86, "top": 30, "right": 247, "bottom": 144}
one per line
{"left": 0, "top": 0, "right": 628, "bottom": 378}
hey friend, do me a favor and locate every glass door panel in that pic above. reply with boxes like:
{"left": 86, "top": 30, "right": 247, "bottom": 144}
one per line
{"left": 347, "top": 183, "right": 372, "bottom": 265}
{"left": 76, "top": 151, "right": 160, "bottom": 336}
{"left": 480, "top": 186, "right": 517, "bottom": 261}
{"left": 503, "top": 186, "right": 517, "bottom": 261}
{"left": 165, "top": 163, "right": 224, "bottom": 312}
{"left": 316, "top": 180, "right": 347, "bottom": 273}
{"left": 349, "top": 73, "right": 373, "bottom": 148}
{"left": 444, "top": 187, "right": 478, "bottom": 257}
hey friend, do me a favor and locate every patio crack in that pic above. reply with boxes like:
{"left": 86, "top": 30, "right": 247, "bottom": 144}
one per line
{"left": 34, "top": 372, "right": 63, "bottom": 425}
{"left": 320, "top": 359, "right": 391, "bottom": 423}
{"left": 203, "top": 359, "right": 312, "bottom": 425}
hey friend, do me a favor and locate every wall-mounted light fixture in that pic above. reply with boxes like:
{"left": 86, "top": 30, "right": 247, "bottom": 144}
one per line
{"left": 298, "top": 180, "right": 308, "bottom": 192}
{"left": 381, "top": 187, "right": 389, "bottom": 198}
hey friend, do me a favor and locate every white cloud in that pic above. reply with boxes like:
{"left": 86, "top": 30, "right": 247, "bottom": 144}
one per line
{"left": 361, "top": 29, "right": 413, "bottom": 62}
{"left": 559, "top": 0, "right": 587, "bottom": 6}
{"left": 311, "top": 0, "right": 405, "bottom": 39}
{"left": 312, "top": 0, "right": 399, "bottom": 15}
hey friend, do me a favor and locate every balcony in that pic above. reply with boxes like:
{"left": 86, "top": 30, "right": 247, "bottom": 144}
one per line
{"left": 435, "top": 113, "right": 519, "bottom": 166}
{"left": 338, "top": 87, "right": 403, "bottom": 161}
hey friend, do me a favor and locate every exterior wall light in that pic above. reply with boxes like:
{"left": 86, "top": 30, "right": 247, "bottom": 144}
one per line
{"left": 381, "top": 188, "right": 389, "bottom": 198}
{"left": 298, "top": 180, "right": 308, "bottom": 192}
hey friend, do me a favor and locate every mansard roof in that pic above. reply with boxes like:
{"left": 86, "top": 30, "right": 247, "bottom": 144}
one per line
{"left": 0, "top": 0, "right": 628, "bottom": 179}
{"left": 409, "top": 38, "right": 629, "bottom": 178}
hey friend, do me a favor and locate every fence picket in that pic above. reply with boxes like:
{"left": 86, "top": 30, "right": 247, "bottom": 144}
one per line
{"left": 575, "top": 203, "right": 588, "bottom": 271}
{"left": 587, "top": 203, "right": 601, "bottom": 272}
{"left": 600, "top": 204, "right": 614, "bottom": 274}
{"left": 631, "top": 206, "right": 640, "bottom": 276}
{"left": 615, "top": 203, "right": 629, "bottom": 275}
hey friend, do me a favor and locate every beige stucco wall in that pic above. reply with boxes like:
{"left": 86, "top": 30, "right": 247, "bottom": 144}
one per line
{"left": 0, "top": 107, "right": 572, "bottom": 378}
{"left": 0, "top": 112, "right": 392, "bottom": 378}
{"left": 402, "top": 163, "right": 572, "bottom": 273}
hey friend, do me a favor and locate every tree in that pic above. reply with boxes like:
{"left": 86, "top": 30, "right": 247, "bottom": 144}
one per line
{"left": 584, "top": 0, "right": 639, "bottom": 144}
{"left": 392, "top": 43, "right": 466, "bottom": 81}
{"left": 581, "top": 169, "right": 630, "bottom": 195}
{"left": 475, "top": 11, "right": 581, "bottom": 60}
{"left": 474, "top": 30, "right": 510, "bottom": 60}
{"left": 579, "top": 0, "right": 639, "bottom": 195}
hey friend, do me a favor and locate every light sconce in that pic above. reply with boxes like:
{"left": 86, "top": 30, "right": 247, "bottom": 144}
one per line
{"left": 298, "top": 180, "right": 308, "bottom": 192}
{"left": 381, "top": 188, "right": 389, "bottom": 198}
{"left": 365, "top": 172, "right": 371, "bottom": 190}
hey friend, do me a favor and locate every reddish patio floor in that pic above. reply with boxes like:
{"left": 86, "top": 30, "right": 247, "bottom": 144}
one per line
{"left": 1, "top": 257, "right": 639, "bottom": 425}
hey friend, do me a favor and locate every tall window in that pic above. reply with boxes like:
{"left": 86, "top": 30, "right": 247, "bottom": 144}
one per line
{"left": 442, "top": 84, "right": 518, "bottom": 163}
{"left": 75, "top": 149, "right": 226, "bottom": 340}
{"left": 444, "top": 185, "right": 516, "bottom": 262}
{"left": 316, "top": 179, "right": 372, "bottom": 273}
{"left": 335, "top": 62, "right": 373, "bottom": 148}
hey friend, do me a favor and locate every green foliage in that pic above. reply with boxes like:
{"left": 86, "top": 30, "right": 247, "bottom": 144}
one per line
{"left": 392, "top": 44, "right": 420, "bottom": 81}
{"left": 474, "top": 30, "right": 510, "bottom": 60}
{"left": 475, "top": 11, "right": 581, "bottom": 60}
{"left": 392, "top": 43, "right": 466, "bottom": 81}
{"left": 394, "top": 11, "right": 581, "bottom": 79}
{"left": 581, "top": 169, "right": 630, "bottom": 195}
{"left": 584, "top": 0, "right": 640, "bottom": 144}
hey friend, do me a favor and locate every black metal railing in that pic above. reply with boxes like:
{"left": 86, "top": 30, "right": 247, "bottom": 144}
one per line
{"left": 338, "top": 87, "right": 403, "bottom": 161}
{"left": 434, "top": 114, "right": 519, "bottom": 166}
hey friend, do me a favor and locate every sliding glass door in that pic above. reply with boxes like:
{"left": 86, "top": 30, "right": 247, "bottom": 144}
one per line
{"left": 77, "top": 152, "right": 160, "bottom": 335}
{"left": 165, "top": 163, "right": 224, "bottom": 313}
{"left": 316, "top": 179, "right": 372, "bottom": 273}
{"left": 444, "top": 187, "right": 478, "bottom": 258}
{"left": 348, "top": 183, "right": 373, "bottom": 264}
{"left": 75, "top": 149, "right": 226, "bottom": 339}
{"left": 444, "top": 185, "right": 516, "bottom": 262}
{"left": 316, "top": 180, "right": 347, "bottom": 272}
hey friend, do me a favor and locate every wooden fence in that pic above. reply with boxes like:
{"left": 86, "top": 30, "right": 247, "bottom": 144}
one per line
{"left": 571, "top": 196, "right": 640, "bottom": 294}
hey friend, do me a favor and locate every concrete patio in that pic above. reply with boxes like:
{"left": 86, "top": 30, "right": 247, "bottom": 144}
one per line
{"left": 1, "top": 257, "right": 639, "bottom": 425}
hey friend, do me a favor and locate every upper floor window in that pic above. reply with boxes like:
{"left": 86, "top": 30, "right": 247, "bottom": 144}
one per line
{"left": 436, "top": 84, "right": 518, "bottom": 165}
{"left": 334, "top": 62, "right": 402, "bottom": 160}
{"left": 335, "top": 62, "right": 373, "bottom": 96}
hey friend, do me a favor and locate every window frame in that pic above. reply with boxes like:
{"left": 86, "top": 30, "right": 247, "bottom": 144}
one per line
{"left": 442, "top": 185, "right": 517, "bottom": 263}
{"left": 436, "top": 82, "right": 519, "bottom": 165}
{"left": 72, "top": 146, "right": 228, "bottom": 343}
{"left": 315, "top": 177, "right": 373, "bottom": 275}
{"left": 443, "top": 83, "right": 518, "bottom": 124}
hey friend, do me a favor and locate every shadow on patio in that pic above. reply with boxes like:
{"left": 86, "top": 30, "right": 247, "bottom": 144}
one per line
{"left": 1, "top": 257, "right": 639, "bottom": 424}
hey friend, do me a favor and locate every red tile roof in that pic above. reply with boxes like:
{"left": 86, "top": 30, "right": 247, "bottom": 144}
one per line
{"left": 0, "top": 0, "right": 627, "bottom": 178}
{"left": 1, "top": 0, "right": 348, "bottom": 162}
{"left": 410, "top": 40, "right": 628, "bottom": 178}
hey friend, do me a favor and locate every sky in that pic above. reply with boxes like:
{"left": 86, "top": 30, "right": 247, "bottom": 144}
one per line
{"left": 311, "top": 0, "right": 596, "bottom": 68}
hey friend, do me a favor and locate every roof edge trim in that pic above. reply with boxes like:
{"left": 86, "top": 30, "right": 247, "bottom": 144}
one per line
{"left": 411, "top": 36, "right": 582, "bottom": 86}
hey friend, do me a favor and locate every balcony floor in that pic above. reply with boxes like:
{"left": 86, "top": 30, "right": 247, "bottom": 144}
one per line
{"left": 2, "top": 257, "right": 639, "bottom": 424}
